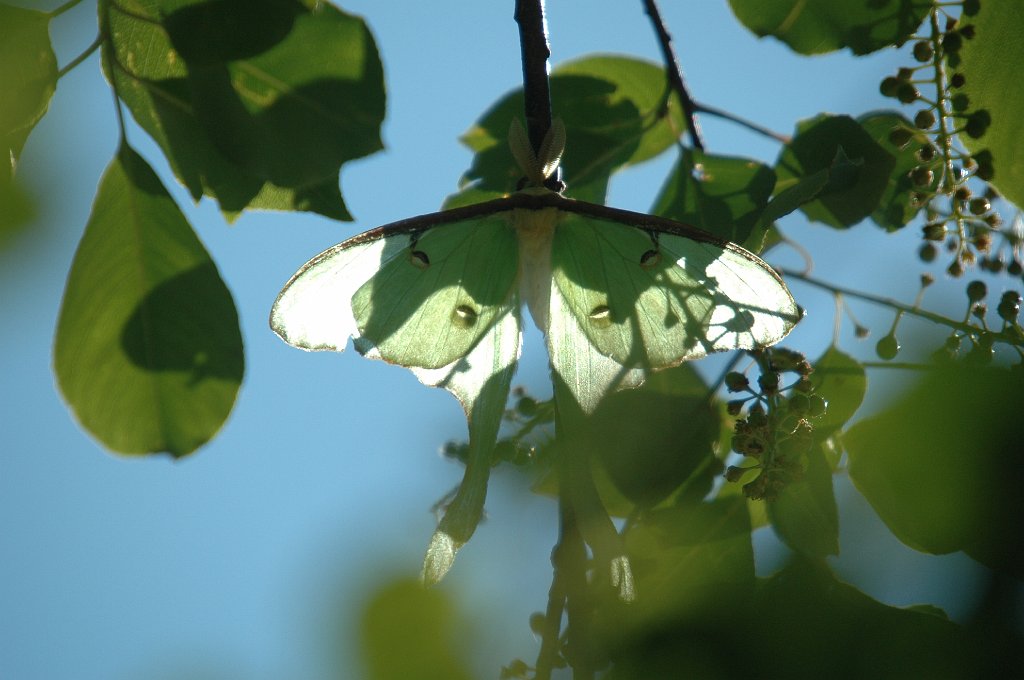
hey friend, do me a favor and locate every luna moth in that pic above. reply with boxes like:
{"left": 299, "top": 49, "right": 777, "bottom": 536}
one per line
{"left": 271, "top": 121, "right": 800, "bottom": 413}
{"left": 270, "top": 121, "right": 800, "bottom": 585}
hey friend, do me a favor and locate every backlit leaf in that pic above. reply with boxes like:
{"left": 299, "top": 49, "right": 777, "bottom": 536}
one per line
{"left": 104, "top": 0, "right": 385, "bottom": 221}
{"left": 0, "top": 4, "right": 58, "bottom": 167}
{"left": 54, "top": 146, "right": 243, "bottom": 456}
{"left": 728, "top": 0, "right": 929, "bottom": 55}
{"left": 958, "top": 0, "right": 1024, "bottom": 210}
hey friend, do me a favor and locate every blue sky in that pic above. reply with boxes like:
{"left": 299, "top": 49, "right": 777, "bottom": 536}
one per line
{"left": 1, "top": 1, "right": 991, "bottom": 678}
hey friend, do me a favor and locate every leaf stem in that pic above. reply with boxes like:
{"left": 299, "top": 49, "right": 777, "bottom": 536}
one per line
{"left": 514, "top": 0, "right": 554, "bottom": 155}
{"left": 694, "top": 101, "right": 791, "bottom": 144}
{"left": 781, "top": 268, "right": 1024, "bottom": 346}
{"left": 640, "top": 0, "right": 705, "bottom": 150}
{"left": 57, "top": 33, "right": 102, "bottom": 79}
{"left": 49, "top": 0, "right": 85, "bottom": 19}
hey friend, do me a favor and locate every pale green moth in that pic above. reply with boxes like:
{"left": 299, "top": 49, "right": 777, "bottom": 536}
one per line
{"left": 271, "top": 121, "right": 800, "bottom": 413}
{"left": 270, "top": 122, "right": 800, "bottom": 587}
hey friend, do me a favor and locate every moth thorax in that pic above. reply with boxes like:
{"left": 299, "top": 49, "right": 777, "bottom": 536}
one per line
{"left": 452, "top": 304, "right": 479, "bottom": 328}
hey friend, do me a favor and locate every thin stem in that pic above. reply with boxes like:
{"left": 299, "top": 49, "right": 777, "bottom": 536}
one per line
{"left": 694, "top": 101, "right": 791, "bottom": 144}
{"left": 782, "top": 268, "right": 1024, "bottom": 346}
{"left": 514, "top": 0, "right": 554, "bottom": 155}
{"left": 49, "top": 0, "right": 85, "bottom": 18}
{"left": 58, "top": 33, "right": 102, "bottom": 79}
{"left": 641, "top": 0, "right": 705, "bottom": 150}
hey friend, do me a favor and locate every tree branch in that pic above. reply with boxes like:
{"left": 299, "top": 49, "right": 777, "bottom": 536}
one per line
{"left": 641, "top": 0, "right": 705, "bottom": 150}
{"left": 514, "top": 0, "right": 554, "bottom": 154}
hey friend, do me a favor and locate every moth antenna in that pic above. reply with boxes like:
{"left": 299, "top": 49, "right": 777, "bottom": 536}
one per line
{"left": 537, "top": 118, "right": 566, "bottom": 181}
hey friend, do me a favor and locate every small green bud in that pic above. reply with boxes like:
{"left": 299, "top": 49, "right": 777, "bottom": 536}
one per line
{"left": 897, "top": 83, "right": 920, "bottom": 104}
{"left": 954, "top": 186, "right": 972, "bottom": 201}
{"left": 922, "top": 221, "right": 946, "bottom": 241}
{"left": 965, "top": 110, "right": 991, "bottom": 139}
{"left": 914, "top": 109, "right": 936, "bottom": 129}
{"left": 967, "top": 279, "right": 987, "bottom": 302}
{"left": 911, "top": 166, "right": 934, "bottom": 187}
{"left": 951, "top": 93, "right": 970, "bottom": 111}
{"left": 1008, "top": 260, "right": 1023, "bottom": 277}
{"left": 727, "top": 399, "right": 746, "bottom": 416}
{"left": 950, "top": 72, "right": 967, "bottom": 88}
{"left": 876, "top": 334, "right": 900, "bottom": 360}
{"left": 948, "top": 259, "right": 965, "bottom": 278}
{"left": 724, "top": 371, "right": 750, "bottom": 392}
{"left": 917, "top": 144, "right": 936, "bottom": 162}
{"left": 963, "top": 0, "right": 981, "bottom": 15}
{"left": 912, "top": 41, "right": 933, "bottom": 62}
{"left": 724, "top": 465, "right": 752, "bottom": 483}
{"left": 879, "top": 76, "right": 901, "bottom": 97}
{"left": 757, "top": 371, "right": 780, "bottom": 395}
{"left": 943, "top": 31, "right": 963, "bottom": 53}
{"left": 960, "top": 24, "right": 976, "bottom": 39}
{"left": 919, "top": 242, "right": 938, "bottom": 262}
{"left": 998, "top": 291, "right": 1022, "bottom": 322}
{"left": 888, "top": 127, "right": 914, "bottom": 147}
{"left": 969, "top": 197, "right": 991, "bottom": 215}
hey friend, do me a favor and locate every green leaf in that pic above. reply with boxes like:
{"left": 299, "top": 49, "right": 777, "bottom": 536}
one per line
{"left": 617, "top": 496, "right": 755, "bottom": 623}
{"left": 775, "top": 114, "right": 896, "bottom": 228}
{"left": 0, "top": 4, "right": 58, "bottom": 167}
{"left": 652, "top": 148, "right": 776, "bottom": 251}
{"left": 859, "top": 111, "right": 938, "bottom": 231}
{"left": 359, "top": 578, "right": 474, "bottom": 680}
{"left": 104, "top": 0, "right": 385, "bottom": 221}
{"left": 845, "top": 367, "right": 1024, "bottom": 577}
{"left": 767, "top": 445, "right": 840, "bottom": 557}
{"left": 54, "top": 146, "right": 243, "bottom": 456}
{"left": 459, "top": 55, "right": 682, "bottom": 203}
{"left": 959, "top": 0, "right": 1024, "bottom": 209}
{"left": 810, "top": 344, "right": 866, "bottom": 440}
{"left": 588, "top": 364, "right": 721, "bottom": 512}
{"left": 727, "top": 0, "right": 929, "bottom": 55}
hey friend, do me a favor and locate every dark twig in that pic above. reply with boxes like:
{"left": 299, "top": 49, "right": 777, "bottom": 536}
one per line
{"left": 514, "top": 0, "right": 555, "bottom": 154}
{"left": 694, "top": 101, "right": 791, "bottom": 144}
{"left": 641, "top": 0, "right": 705, "bottom": 151}
{"left": 782, "top": 268, "right": 1024, "bottom": 346}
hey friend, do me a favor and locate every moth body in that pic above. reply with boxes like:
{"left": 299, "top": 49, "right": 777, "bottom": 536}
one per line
{"left": 511, "top": 204, "right": 560, "bottom": 332}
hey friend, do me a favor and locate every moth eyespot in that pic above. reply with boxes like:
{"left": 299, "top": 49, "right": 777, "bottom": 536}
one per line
{"left": 589, "top": 304, "right": 612, "bottom": 328}
{"left": 640, "top": 249, "right": 661, "bottom": 269}
{"left": 410, "top": 250, "right": 430, "bottom": 269}
{"left": 452, "top": 305, "right": 479, "bottom": 328}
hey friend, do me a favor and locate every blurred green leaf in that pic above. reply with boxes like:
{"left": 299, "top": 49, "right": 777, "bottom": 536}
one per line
{"left": 104, "top": 0, "right": 384, "bottom": 221}
{"left": 0, "top": 4, "right": 58, "bottom": 167}
{"left": 776, "top": 114, "right": 896, "bottom": 228}
{"left": 359, "top": 578, "right": 474, "bottom": 680}
{"left": 592, "top": 364, "right": 720, "bottom": 512}
{"left": 959, "top": 0, "right": 1024, "bottom": 209}
{"left": 727, "top": 0, "right": 929, "bottom": 55}
{"left": 54, "top": 146, "right": 243, "bottom": 456}
{"left": 459, "top": 55, "right": 682, "bottom": 203}
{"left": 859, "top": 111, "right": 938, "bottom": 230}
{"left": 767, "top": 445, "right": 840, "bottom": 557}
{"left": 845, "top": 367, "right": 1024, "bottom": 577}
{"left": 605, "top": 557, "right": 1020, "bottom": 679}
{"left": 810, "top": 345, "right": 866, "bottom": 441}
{"left": 618, "top": 496, "right": 755, "bottom": 626}
{"left": 0, "top": 170, "right": 36, "bottom": 245}
{"left": 652, "top": 148, "right": 776, "bottom": 251}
